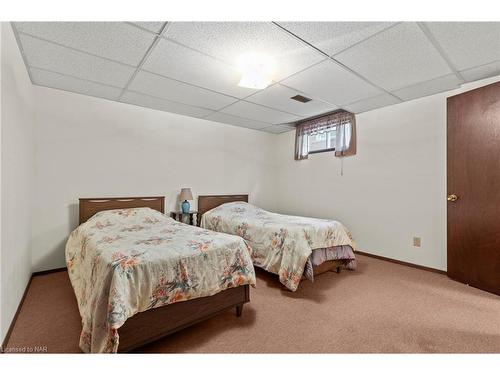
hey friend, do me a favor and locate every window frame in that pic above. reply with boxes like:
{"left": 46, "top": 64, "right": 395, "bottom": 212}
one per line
{"left": 308, "top": 146, "right": 336, "bottom": 155}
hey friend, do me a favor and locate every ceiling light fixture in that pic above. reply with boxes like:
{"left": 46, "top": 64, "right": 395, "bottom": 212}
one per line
{"left": 236, "top": 52, "right": 275, "bottom": 90}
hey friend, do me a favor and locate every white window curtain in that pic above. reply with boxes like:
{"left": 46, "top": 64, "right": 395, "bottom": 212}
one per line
{"left": 334, "top": 120, "right": 353, "bottom": 156}
{"left": 294, "top": 110, "right": 356, "bottom": 160}
{"left": 295, "top": 133, "right": 309, "bottom": 160}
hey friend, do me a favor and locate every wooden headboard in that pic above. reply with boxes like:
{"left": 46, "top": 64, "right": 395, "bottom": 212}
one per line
{"left": 197, "top": 194, "right": 248, "bottom": 225}
{"left": 79, "top": 196, "right": 165, "bottom": 224}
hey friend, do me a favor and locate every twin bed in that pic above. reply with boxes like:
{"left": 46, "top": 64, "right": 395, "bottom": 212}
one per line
{"left": 67, "top": 195, "right": 356, "bottom": 353}
{"left": 198, "top": 195, "right": 356, "bottom": 291}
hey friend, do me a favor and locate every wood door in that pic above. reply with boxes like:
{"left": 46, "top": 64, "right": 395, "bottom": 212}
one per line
{"left": 447, "top": 81, "right": 500, "bottom": 295}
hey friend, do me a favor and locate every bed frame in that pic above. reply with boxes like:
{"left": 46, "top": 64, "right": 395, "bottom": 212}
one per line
{"left": 197, "top": 194, "right": 344, "bottom": 278}
{"left": 78, "top": 196, "right": 250, "bottom": 353}
{"left": 79, "top": 196, "right": 166, "bottom": 224}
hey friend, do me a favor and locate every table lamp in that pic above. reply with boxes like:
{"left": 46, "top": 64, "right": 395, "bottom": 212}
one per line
{"left": 179, "top": 188, "right": 193, "bottom": 214}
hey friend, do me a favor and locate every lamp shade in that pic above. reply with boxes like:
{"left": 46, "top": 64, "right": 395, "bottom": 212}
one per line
{"left": 179, "top": 188, "right": 193, "bottom": 201}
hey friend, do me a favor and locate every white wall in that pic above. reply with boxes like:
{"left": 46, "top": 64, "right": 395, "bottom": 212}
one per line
{"left": 0, "top": 23, "right": 35, "bottom": 343}
{"left": 275, "top": 75, "right": 500, "bottom": 271}
{"left": 30, "top": 73, "right": 500, "bottom": 274}
{"left": 32, "top": 86, "right": 278, "bottom": 271}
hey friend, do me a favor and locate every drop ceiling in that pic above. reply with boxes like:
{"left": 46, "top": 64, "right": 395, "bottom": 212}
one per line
{"left": 12, "top": 21, "right": 500, "bottom": 133}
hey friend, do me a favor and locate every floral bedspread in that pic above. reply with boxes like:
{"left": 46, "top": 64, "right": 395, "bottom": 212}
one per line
{"left": 201, "top": 202, "right": 355, "bottom": 291}
{"left": 65, "top": 207, "right": 255, "bottom": 353}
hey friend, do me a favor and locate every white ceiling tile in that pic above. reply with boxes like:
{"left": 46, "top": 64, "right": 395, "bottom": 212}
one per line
{"left": 246, "top": 83, "right": 337, "bottom": 117}
{"left": 277, "top": 22, "right": 395, "bottom": 56}
{"left": 342, "top": 93, "right": 402, "bottom": 113}
{"left": 120, "top": 91, "right": 213, "bottom": 118}
{"left": 15, "top": 22, "right": 155, "bottom": 66}
{"left": 13, "top": 21, "right": 499, "bottom": 131}
{"left": 460, "top": 60, "right": 500, "bottom": 82}
{"left": 335, "top": 22, "right": 452, "bottom": 91}
{"left": 425, "top": 22, "right": 500, "bottom": 71}
{"left": 129, "top": 70, "right": 237, "bottom": 110}
{"left": 131, "top": 22, "right": 165, "bottom": 34}
{"left": 19, "top": 34, "right": 135, "bottom": 87}
{"left": 30, "top": 68, "right": 122, "bottom": 100}
{"left": 205, "top": 112, "right": 271, "bottom": 130}
{"left": 281, "top": 60, "right": 382, "bottom": 106}
{"left": 143, "top": 38, "right": 257, "bottom": 98}
{"left": 392, "top": 74, "right": 462, "bottom": 101}
{"left": 261, "top": 125, "right": 296, "bottom": 134}
{"left": 165, "top": 22, "right": 325, "bottom": 80}
{"left": 221, "top": 101, "right": 299, "bottom": 124}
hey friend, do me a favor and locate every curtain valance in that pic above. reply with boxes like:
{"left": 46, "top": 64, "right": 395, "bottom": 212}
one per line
{"left": 296, "top": 110, "right": 355, "bottom": 136}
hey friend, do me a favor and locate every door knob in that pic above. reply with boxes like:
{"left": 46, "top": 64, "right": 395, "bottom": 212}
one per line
{"left": 447, "top": 194, "right": 458, "bottom": 202}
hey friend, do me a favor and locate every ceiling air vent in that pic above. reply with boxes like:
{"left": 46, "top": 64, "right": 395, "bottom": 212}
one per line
{"left": 290, "top": 94, "right": 312, "bottom": 103}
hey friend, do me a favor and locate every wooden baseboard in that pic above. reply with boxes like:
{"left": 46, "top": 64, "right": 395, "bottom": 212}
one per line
{"left": 356, "top": 250, "right": 447, "bottom": 275}
{"left": 32, "top": 267, "right": 67, "bottom": 277}
{"left": 1, "top": 277, "right": 33, "bottom": 353}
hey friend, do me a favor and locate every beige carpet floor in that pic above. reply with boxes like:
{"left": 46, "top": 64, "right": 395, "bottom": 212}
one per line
{"left": 4, "top": 254, "right": 500, "bottom": 353}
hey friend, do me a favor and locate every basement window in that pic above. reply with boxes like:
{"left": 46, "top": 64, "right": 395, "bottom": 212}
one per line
{"left": 295, "top": 110, "right": 356, "bottom": 160}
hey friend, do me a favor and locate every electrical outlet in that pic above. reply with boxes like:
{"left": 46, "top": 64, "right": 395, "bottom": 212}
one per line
{"left": 413, "top": 237, "right": 421, "bottom": 247}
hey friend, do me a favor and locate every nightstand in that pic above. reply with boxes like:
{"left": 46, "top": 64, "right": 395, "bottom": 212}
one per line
{"left": 170, "top": 211, "right": 198, "bottom": 226}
